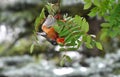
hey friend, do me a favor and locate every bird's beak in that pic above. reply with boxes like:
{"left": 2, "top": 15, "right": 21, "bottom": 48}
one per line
{"left": 36, "top": 32, "right": 57, "bottom": 45}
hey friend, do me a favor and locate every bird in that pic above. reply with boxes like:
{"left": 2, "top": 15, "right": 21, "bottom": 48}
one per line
{"left": 38, "top": 15, "right": 64, "bottom": 45}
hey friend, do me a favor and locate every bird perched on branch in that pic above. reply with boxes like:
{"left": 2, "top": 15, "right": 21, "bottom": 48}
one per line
{"left": 38, "top": 14, "right": 64, "bottom": 45}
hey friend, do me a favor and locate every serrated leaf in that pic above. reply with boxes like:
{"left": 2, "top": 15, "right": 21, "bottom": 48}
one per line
{"left": 88, "top": 7, "right": 98, "bottom": 17}
{"left": 30, "top": 44, "right": 34, "bottom": 53}
{"left": 96, "top": 42, "right": 103, "bottom": 50}
{"left": 81, "top": 18, "right": 89, "bottom": 32}
{"left": 53, "top": 25, "right": 60, "bottom": 33}
{"left": 65, "top": 41, "right": 77, "bottom": 46}
{"left": 57, "top": 21, "right": 65, "bottom": 33}
{"left": 59, "top": 28, "right": 69, "bottom": 37}
{"left": 74, "top": 15, "right": 83, "bottom": 26}
{"left": 69, "top": 26, "right": 81, "bottom": 32}
{"left": 65, "top": 31, "right": 81, "bottom": 43}
{"left": 59, "top": 25, "right": 64, "bottom": 33}
{"left": 35, "top": 8, "right": 45, "bottom": 31}
{"left": 74, "top": 33, "right": 82, "bottom": 40}
{"left": 88, "top": 11, "right": 96, "bottom": 17}
{"left": 84, "top": 2, "right": 92, "bottom": 9}
{"left": 65, "top": 34, "right": 74, "bottom": 43}
{"left": 60, "top": 26, "right": 80, "bottom": 37}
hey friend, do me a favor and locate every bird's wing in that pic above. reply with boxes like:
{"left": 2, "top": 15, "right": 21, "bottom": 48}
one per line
{"left": 42, "top": 15, "right": 56, "bottom": 28}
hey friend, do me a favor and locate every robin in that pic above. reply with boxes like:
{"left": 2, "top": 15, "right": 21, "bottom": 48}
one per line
{"left": 38, "top": 15, "right": 64, "bottom": 45}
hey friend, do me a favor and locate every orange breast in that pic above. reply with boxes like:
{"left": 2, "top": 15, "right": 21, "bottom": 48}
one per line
{"left": 42, "top": 25, "right": 64, "bottom": 44}
{"left": 47, "top": 27, "right": 58, "bottom": 40}
{"left": 42, "top": 25, "right": 58, "bottom": 40}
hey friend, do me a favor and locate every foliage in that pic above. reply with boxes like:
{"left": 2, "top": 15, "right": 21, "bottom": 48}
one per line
{"left": 84, "top": 0, "right": 120, "bottom": 40}
{"left": 34, "top": 8, "right": 46, "bottom": 32}
{"left": 32, "top": 2, "right": 103, "bottom": 52}
{"left": 31, "top": 0, "right": 120, "bottom": 65}
{"left": 60, "top": 55, "right": 72, "bottom": 66}
{"left": 45, "top": 3, "right": 59, "bottom": 15}
{"left": 54, "top": 15, "right": 102, "bottom": 51}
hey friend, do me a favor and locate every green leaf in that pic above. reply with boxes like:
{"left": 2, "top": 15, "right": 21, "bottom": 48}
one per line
{"left": 101, "top": 23, "right": 111, "bottom": 28}
{"left": 45, "top": 3, "right": 54, "bottom": 15}
{"left": 60, "top": 58, "right": 65, "bottom": 66}
{"left": 74, "top": 15, "right": 83, "bottom": 25}
{"left": 88, "top": 7, "right": 98, "bottom": 17}
{"left": 65, "top": 31, "right": 81, "bottom": 43}
{"left": 84, "top": 2, "right": 92, "bottom": 9}
{"left": 65, "top": 34, "right": 74, "bottom": 43}
{"left": 74, "top": 15, "right": 89, "bottom": 32}
{"left": 65, "top": 42, "right": 77, "bottom": 46}
{"left": 65, "top": 55, "right": 72, "bottom": 62}
{"left": 81, "top": 18, "right": 89, "bottom": 32}
{"left": 93, "top": 0, "right": 100, "bottom": 7}
{"left": 35, "top": 8, "right": 45, "bottom": 31}
{"left": 57, "top": 21, "right": 65, "bottom": 33}
{"left": 60, "top": 55, "right": 72, "bottom": 66}
{"left": 69, "top": 26, "right": 81, "bottom": 32}
{"left": 53, "top": 25, "right": 60, "bottom": 33}
{"left": 86, "top": 35, "right": 91, "bottom": 44}
{"left": 96, "top": 42, "right": 103, "bottom": 50}
{"left": 45, "top": 3, "right": 59, "bottom": 15}
{"left": 77, "top": 40, "right": 82, "bottom": 48}
{"left": 59, "top": 28, "right": 69, "bottom": 37}
{"left": 74, "top": 33, "right": 83, "bottom": 41}
{"left": 30, "top": 44, "right": 35, "bottom": 53}
{"left": 86, "top": 43, "right": 93, "bottom": 49}
{"left": 60, "top": 26, "right": 80, "bottom": 37}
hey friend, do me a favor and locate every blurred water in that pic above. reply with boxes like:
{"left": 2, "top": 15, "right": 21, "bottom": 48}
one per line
{"left": 0, "top": 50, "right": 119, "bottom": 77}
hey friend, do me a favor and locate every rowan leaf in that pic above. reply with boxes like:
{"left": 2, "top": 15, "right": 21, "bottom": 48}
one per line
{"left": 101, "top": 23, "right": 111, "bottom": 28}
{"left": 84, "top": 2, "right": 92, "bottom": 9}
{"left": 96, "top": 42, "right": 103, "bottom": 50}
{"left": 81, "top": 18, "right": 89, "bottom": 32}
{"left": 35, "top": 8, "right": 45, "bottom": 31}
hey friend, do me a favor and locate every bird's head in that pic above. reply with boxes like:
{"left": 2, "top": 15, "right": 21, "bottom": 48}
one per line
{"left": 37, "top": 32, "right": 58, "bottom": 45}
{"left": 37, "top": 32, "right": 47, "bottom": 38}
